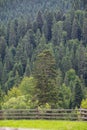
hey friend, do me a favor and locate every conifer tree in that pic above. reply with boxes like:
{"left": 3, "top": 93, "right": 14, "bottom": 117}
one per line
{"left": 0, "top": 36, "right": 6, "bottom": 61}
{"left": 44, "top": 11, "right": 53, "bottom": 41}
{"left": 0, "top": 56, "right": 3, "bottom": 83}
{"left": 52, "top": 21, "right": 63, "bottom": 45}
{"left": 82, "top": 18, "right": 87, "bottom": 45}
{"left": 34, "top": 50, "right": 58, "bottom": 107}
{"left": 71, "top": 17, "right": 81, "bottom": 40}
{"left": 74, "top": 78, "right": 83, "bottom": 108}
{"left": 36, "top": 11, "right": 43, "bottom": 33}
{"left": 25, "top": 59, "right": 31, "bottom": 77}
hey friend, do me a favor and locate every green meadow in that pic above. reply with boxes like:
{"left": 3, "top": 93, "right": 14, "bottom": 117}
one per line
{"left": 0, "top": 120, "right": 87, "bottom": 130}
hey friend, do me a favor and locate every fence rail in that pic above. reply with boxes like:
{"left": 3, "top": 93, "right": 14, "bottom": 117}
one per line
{"left": 0, "top": 109, "right": 87, "bottom": 120}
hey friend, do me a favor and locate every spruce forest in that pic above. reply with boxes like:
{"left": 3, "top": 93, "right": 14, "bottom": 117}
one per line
{"left": 0, "top": 0, "right": 87, "bottom": 109}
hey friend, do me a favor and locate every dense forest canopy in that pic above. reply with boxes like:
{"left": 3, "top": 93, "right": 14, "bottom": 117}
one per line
{"left": 0, "top": 0, "right": 87, "bottom": 109}
{"left": 0, "top": 0, "right": 72, "bottom": 23}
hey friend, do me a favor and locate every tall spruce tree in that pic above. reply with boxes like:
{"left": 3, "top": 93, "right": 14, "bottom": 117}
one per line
{"left": 73, "top": 78, "right": 83, "bottom": 108}
{"left": 34, "top": 50, "right": 58, "bottom": 108}
{"left": 44, "top": 11, "right": 53, "bottom": 41}
{"left": 71, "top": 17, "right": 81, "bottom": 40}
{"left": 36, "top": 11, "right": 43, "bottom": 33}
{"left": 82, "top": 18, "right": 87, "bottom": 46}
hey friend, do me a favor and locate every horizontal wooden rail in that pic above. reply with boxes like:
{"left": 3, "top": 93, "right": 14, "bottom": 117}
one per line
{"left": 0, "top": 109, "right": 87, "bottom": 120}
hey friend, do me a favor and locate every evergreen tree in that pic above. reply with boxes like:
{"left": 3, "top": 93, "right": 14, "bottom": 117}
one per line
{"left": 82, "top": 18, "right": 87, "bottom": 46}
{"left": 34, "top": 50, "right": 58, "bottom": 107}
{"left": 64, "top": 69, "right": 77, "bottom": 89}
{"left": 54, "top": 42, "right": 65, "bottom": 69}
{"left": 1, "top": 63, "right": 8, "bottom": 92}
{"left": 35, "top": 29, "right": 41, "bottom": 46}
{"left": 71, "top": 17, "right": 81, "bottom": 40}
{"left": 0, "top": 24, "right": 6, "bottom": 37}
{"left": 4, "top": 47, "right": 14, "bottom": 71}
{"left": 17, "top": 18, "right": 27, "bottom": 39}
{"left": 63, "top": 13, "right": 73, "bottom": 39}
{"left": 72, "top": 0, "right": 81, "bottom": 10}
{"left": 24, "top": 59, "right": 31, "bottom": 77}
{"left": 61, "top": 47, "right": 72, "bottom": 76}
{"left": 13, "top": 62, "right": 23, "bottom": 77}
{"left": 0, "top": 85, "right": 3, "bottom": 109}
{"left": 15, "top": 42, "right": 27, "bottom": 72}
{"left": 0, "top": 56, "right": 3, "bottom": 82}
{"left": 83, "top": 0, "right": 87, "bottom": 10}
{"left": 76, "top": 44, "right": 86, "bottom": 81}
{"left": 0, "top": 36, "right": 6, "bottom": 61}
{"left": 36, "top": 11, "right": 43, "bottom": 33}
{"left": 44, "top": 11, "right": 53, "bottom": 41}
{"left": 58, "top": 83, "right": 71, "bottom": 108}
{"left": 52, "top": 21, "right": 64, "bottom": 46}
{"left": 82, "top": 53, "right": 87, "bottom": 86}
{"left": 73, "top": 78, "right": 83, "bottom": 108}
{"left": 55, "top": 10, "right": 63, "bottom": 21}
{"left": 8, "top": 21, "right": 17, "bottom": 47}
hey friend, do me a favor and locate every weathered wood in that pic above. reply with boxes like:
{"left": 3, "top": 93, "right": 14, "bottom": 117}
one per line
{"left": 0, "top": 109, "right": 87, "bottom": 120}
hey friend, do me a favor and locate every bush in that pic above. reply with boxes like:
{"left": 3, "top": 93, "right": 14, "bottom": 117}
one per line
{"left": 81, "top": 99, "right": 87, "bottom": 109}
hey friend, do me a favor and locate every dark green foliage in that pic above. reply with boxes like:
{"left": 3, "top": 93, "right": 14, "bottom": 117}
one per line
{"left": 0, "top": 0, "right": 87, "bottom": 109}
{"left": 0, "top": 36, "right": 6, "bottom": 61}
{"left": 0, "top": 85, "right": 3, "bottom": 109}
{"left": 71, "top": 17, "right": 82, "bottom": 40}
{"left": 73, "top": 78, "right": 83, "bottom": 108}
{"left": 1, "top": 63, "right": 8, "bottom": 92}
{"left": 24, "top": 59, "right": 31, "bottom": 77}
{"left": 44, "top": 11, "right": 53, "bottom": 41}
{"left": 34, "top": 50, "right": 58, "bottom": 107}
{"left": 36, "top": 11, "right": 43, "bottom": 33}
{"left": 0, "top": 56, "right": 3, "bottom": 82}
{"left": 82, "top": 18, "right": 87, "bottom": 45}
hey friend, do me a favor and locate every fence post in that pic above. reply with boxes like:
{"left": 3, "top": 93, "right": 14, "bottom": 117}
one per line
{"left": 81, "top": 109, "right": 87, "bottom": 121}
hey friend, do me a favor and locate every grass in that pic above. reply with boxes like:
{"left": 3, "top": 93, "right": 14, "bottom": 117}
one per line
{"left": 0, "top": 120, "right": 87, "bottom": 130}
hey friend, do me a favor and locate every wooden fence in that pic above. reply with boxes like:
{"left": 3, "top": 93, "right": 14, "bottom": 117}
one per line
{"left": 0, "top": 109, "right": 87, "bottom": 120}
